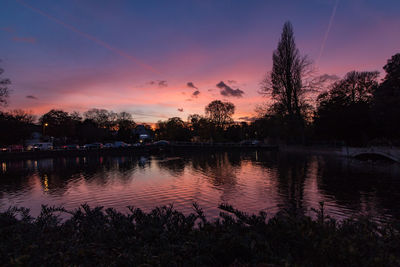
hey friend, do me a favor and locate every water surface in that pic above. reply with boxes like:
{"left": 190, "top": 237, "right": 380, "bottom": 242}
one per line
{"left": 1, "top": 151, "right": 399, "bottom": 221}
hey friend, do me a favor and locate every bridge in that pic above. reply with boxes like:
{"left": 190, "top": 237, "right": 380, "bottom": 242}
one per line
{"left": 341, "top": 146, "right": 400, "bottom": 163}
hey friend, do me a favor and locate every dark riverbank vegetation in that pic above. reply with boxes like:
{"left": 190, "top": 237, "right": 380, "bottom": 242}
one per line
{"left": 1, "top": 22, "right": 399, "bottom": 148}
{"left": 1, "top": 203, "right": 399, "bottom": 266}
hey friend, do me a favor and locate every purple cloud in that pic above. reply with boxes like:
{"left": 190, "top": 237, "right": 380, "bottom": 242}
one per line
{"left": 149, "top": 80, "right": 168, "bottom": 87}
{"left": 158, "top": 80, "right": 168, "bottom": 87}
{"left": 216, "top": 81, "right": 244, "bottom": 97}
{"left": 192, "top": 90, "right": 200, "bottom": 98}
{"left": 26, "top": 95, "right": 38, "bottom": 100}
{"left": 186, "top": 82, "right": 198, "bottom": 89}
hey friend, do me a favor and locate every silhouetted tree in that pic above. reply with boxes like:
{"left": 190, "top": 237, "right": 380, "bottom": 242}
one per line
{"left": 79, "top": 118, "right": 107, "bottom": 143}
{"left": 156, "top": 117, "right": 190, "bottom": 141}
{"left": 260, "top": 21, "right": 313, "bottom": 122}
{"left": 260, "top": 22, "right": 316, "bottom": 143}
{"left": 116, "top": 112, "right": 136, "bottom": 141}
{"left": 0, "top": 110, "right": 35, "bottom": 145}
{"left": 373, "top": 53, "right": 400, "bottom": 140}
{"left": 205, "top": 100, "right": 235, "bottom": 128}
{"left": 9, "top": 109, "right": 35, "bottom": 124}
{"left": 315, "top": 71, "right": 379, "bottom": 145}
{"left": 70, "top": 111, "right": 82, "bottom": 122}
{"left": 187, "top": 114, "right": 202, "bottom": 129}
{"left": 0, "top": 64, "right": 11, "bottom": 107}
{"left": 39, "top": 109, "right": 75, "bottom": 138}
{"left": 249, "top": 116, "right": 283, "bottom": 142}
{"left": 187, "top": 114, "right": 215, "bottom": 141}
{"left": 225, "top": 124, "right": 244, "bottom": 142}
{"left": 83, "top": 108, "right": 117, "bottom": 129}
{"left": 188, "top": 114, "right": 202, "bottom": 138}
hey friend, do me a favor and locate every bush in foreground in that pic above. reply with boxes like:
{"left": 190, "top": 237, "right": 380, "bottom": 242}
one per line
{"left": 1, "top": 203, "right": 399, "bottom": 266}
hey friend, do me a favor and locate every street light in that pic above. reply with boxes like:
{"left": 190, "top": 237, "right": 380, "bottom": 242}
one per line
{"left": 43, "top": 122, "right": 49, "bottom": 136}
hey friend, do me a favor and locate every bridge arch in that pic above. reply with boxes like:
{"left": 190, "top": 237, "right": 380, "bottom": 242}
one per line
{"left": 344, "top": 147, "right": 400, "bottom": 163}
{"left": 351, "top": 152, "right": 399, "bottom": 162}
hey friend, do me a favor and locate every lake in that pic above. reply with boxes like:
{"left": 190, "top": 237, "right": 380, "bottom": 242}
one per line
{"left": 1, "top": 150, "right": 399, "bottom": 221}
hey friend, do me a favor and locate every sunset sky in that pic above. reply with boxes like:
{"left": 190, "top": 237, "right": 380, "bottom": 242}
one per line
{"left": 1, "top": 0, "right": 399, "bottom": 123}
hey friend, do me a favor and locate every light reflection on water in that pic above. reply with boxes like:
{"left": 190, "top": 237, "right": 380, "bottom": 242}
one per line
{"left": 0, "top": 151, "right": 399, "bottom": 221}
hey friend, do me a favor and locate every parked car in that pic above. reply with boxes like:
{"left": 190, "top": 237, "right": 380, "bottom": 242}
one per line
{"left": 113, "top": 141, "right": 129, "bottom": 148}
{"left": 29, "top": 143, "right": 53, "bottom": 151}
{"left": 153, "top": 140, "right": 170, "bottom": 146}
{"left": 63, "top": 144, "right": 80, "bottom": 150}
{"left": 83, "top": 143, "right": 103, "bottom": 149}
{"left": 251, "top": 140, "right": 261, "bottom": 145}
{"left": 103, "top": 143, "right": 114, "bottom": 148}
{"left": 239, "top": 140, "right": 260, "bottom": 146}
{"left": 131, "top": 143, "right": 141, "bottom": 147}
{"left": 8, "top": 144, "right": 24, "bottom": 152}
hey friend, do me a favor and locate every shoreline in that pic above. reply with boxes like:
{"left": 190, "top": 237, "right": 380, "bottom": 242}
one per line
{"left": 0, "top": 144, "right": 279, "bottom": 160}
{"left": 1, "top": 144, "right": 399, "bottom": 163}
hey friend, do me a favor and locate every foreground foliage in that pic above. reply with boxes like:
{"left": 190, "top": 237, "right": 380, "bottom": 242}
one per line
{"left": 1, "top": 203, "right": 399, "bottom": 266}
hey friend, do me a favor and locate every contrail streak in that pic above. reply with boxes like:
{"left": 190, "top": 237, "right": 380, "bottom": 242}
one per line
{"left": 15, "top": 0, "right": 162, "bottom": 75}
{"left": 317, "top": 0, "right": 339, "bottom": 66}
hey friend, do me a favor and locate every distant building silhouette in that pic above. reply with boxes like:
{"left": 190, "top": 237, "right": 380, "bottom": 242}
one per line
{"left": 132, "top": 125, "right": 152, "bottom": 143}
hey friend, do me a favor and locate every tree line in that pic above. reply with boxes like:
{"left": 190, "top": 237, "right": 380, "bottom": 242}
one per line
{"left": 0, "top": 21, "right": 399, "bottom": 146}
{"left": 260, "top": 22, "right": 400, "bottom": 146}
{"left": 0, "top": 108, "right": 144, "bottom": 146}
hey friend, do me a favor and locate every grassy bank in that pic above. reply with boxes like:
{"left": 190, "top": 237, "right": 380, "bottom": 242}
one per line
{"left": 1, "top": 203, "right": 399, "bottom": 266}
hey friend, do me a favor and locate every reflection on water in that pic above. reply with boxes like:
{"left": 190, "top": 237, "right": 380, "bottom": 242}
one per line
{"left": 1, "top": 151, "right": 399, "bottom": 221}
